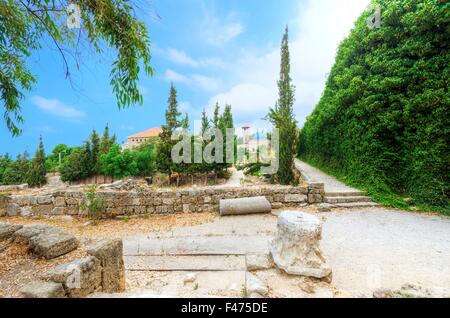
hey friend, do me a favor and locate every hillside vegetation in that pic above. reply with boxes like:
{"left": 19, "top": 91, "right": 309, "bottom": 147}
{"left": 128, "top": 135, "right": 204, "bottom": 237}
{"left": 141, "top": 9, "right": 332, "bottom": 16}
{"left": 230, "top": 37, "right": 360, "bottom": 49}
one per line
{"left": 298, "top": 0, "right": 449, "bottom": 212}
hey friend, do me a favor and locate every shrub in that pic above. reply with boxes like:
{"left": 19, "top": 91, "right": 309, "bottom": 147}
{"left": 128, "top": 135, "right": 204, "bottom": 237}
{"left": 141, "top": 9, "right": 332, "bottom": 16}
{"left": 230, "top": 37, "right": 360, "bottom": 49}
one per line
{"left": 81, "top": 185, "right": 106, "bottom": 221}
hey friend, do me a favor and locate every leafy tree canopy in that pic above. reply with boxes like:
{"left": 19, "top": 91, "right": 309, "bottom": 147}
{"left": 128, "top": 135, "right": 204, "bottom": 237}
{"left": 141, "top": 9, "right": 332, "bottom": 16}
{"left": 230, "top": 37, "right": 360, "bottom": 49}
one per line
{"left": 0, "top": 0, "right": 154, "bottom": 135}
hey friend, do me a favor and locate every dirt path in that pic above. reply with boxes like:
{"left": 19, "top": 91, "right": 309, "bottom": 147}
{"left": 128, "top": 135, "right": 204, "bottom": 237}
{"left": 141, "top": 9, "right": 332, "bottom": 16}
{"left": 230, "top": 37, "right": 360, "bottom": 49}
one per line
{"left": 219, "top": 167, "right": 243, "bottom": 188}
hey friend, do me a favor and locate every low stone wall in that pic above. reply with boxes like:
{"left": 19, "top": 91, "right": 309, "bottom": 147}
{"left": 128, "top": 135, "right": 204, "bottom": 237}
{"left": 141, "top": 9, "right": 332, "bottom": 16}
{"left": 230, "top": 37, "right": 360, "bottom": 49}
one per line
{"left": 1, "top": 184, "right": 325, "bottom": 218}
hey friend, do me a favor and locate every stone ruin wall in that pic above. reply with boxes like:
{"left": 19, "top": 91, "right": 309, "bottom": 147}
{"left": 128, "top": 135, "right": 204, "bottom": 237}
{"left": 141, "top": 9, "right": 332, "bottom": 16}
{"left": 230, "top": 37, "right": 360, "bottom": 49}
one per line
{"left": 0, "top": 184, "right": 325, "bottom": 218}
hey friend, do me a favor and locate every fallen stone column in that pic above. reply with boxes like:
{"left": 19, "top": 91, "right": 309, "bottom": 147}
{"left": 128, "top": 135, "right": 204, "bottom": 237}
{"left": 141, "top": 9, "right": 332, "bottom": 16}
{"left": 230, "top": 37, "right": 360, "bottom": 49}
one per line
{"left": 270, "top": 211, "right": 332, "bottom": 280}
{"left": 219, "top": 196, "right": 271, "bottom": 216}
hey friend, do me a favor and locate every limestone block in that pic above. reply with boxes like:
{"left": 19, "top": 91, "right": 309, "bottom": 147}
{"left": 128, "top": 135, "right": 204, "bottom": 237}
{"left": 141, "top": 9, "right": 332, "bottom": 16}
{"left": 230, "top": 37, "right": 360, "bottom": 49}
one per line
{"left": 87, "top": 239, "right": 125, "bottom": 293}
{"left": 32, "top": 204, "right": 53, "bottom": 215}
{"left": 308, "top": 194, "right": 323, "bottom": 204}
{"left": 29, "top": 229, "right": 79, "bottom": 259}
{"left": 246, "top": 273, "right": 268, "bottom": 297}
{"left": 284, "top": 194, "right": 307, "bottom": 203}
{"left": 271, "top": 202, "right": 283, "bottom": 210}
{"left": 20, "top": 281, "right": 66, "bottom": 298}
{"left": 53, "top": 196, "right": 66, "bottom": 207}
{"left": 13, "top": 224, "right": 57, "bottom": 243}
{"left": 246, "top": 253, "right": 274, "bottom": 271}
{"left": 270, "top": 211, "right": 331, "bottom": 279}
{"left": 0, "top": 223, "right": 23, "bottom": 241}
{"left": 7, "top": 203, "right": 20, "bottom": 216}
{"left": 51, "top": 207, "right": 67, "bottom": 215}
{"left": 44, "top": 256, "right": 101, "bottom": 297}
{"left": 219, "top": 196, "right": 271, "bottom": 216}
{"left": 36, "top": 195, "right": 53, "bottom": 204}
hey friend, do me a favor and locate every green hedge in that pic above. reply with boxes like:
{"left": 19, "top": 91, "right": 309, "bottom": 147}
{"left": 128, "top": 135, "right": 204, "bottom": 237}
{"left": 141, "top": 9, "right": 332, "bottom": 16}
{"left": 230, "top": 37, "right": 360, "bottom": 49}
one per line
{"left": 298, "top": 0, "right": 449, "bottom": 208}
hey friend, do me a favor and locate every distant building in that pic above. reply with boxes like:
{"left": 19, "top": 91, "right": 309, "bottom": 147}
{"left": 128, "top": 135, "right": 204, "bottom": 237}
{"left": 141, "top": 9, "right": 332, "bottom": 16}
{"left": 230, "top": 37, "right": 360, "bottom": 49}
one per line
{"left": 121, "top": 127, "right": 162, "bottom": 150}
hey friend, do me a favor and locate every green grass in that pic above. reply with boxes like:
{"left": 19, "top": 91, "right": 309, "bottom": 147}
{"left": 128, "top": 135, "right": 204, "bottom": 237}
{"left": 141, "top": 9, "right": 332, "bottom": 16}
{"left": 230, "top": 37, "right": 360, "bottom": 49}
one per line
{"left": 299, "top": 156, "right": 450, "bottom": 217}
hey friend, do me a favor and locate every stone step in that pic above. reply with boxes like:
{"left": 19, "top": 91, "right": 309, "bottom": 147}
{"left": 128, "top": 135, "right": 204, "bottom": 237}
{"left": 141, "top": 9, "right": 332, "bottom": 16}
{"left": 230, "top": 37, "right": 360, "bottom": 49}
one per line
{"left": 333, "top": 201, "right": 380, "bottom": 208}
{"left": 325, "top": 196, "right": 372, "bottom": 204}
{"left": 124, "top": 255, "right": 246, "bottom": 271}
{"left": 325, "top": 191, "right": 365, "bottom": 197}
{"left": 124, "top": 235, "right": 271, "bottom": 256}
{"left": 89, "top": 271, "right": 246, "bottom": 298}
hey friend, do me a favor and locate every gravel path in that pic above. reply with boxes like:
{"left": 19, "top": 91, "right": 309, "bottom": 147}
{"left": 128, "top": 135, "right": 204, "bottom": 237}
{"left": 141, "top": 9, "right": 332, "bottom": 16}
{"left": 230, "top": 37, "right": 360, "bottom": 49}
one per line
{"left": 219, "top": 167, "right": 243, "bottom": 188}
{"left": 321, "top": 208, "right": 450, "bottom": 297}
{"left": 294, "top": 159, "right": 360, "bottom": 193}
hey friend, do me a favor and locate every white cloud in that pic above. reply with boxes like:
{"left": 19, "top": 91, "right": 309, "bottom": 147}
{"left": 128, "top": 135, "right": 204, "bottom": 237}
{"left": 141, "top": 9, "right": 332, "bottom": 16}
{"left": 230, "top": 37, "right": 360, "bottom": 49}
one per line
{"left": 207, "top": 22, "right": 244, "bottom": 46}
{"left": 165, "top": 48, "right": 224, "bottom": 69}
{"left": 166, "top": 48, "right": 199, "bottom": 67}
{"left": 199, "top": 8, "right": 244, "bottom": 46}
{"left": 179, "top": 101, "right": 192, "bottom": 113}
{"left": 164, "top": 69, "right": 190, "bottom": 83}
{"left": 164, "top": 69, "right": 220, "bottom": 92}
{"left": 31, "top": 96, "right": 86, "bottom": 119}
{"left": 202, "top": 0, "right": 370, "bottom": 127}
{"left": 207, "top": 83, "right": 275, "bottom": 120}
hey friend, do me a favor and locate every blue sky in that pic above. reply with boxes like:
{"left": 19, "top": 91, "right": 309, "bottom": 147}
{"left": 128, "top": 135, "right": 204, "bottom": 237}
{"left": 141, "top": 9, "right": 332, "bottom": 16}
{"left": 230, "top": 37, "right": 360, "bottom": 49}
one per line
{"left": 0, "top": 0, "right": 370, "bottom": 156}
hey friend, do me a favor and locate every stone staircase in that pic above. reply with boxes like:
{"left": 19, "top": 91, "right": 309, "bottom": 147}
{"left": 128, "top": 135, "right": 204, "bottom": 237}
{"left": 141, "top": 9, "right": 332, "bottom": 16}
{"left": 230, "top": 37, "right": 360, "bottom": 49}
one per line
{"left": 324, "top": 191, "right": 379, "bottom": 208}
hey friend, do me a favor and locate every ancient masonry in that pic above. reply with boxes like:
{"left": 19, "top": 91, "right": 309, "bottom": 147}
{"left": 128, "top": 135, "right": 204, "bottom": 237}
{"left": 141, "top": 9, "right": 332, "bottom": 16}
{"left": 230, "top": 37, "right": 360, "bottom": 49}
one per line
{"left": 0, "top": 223, "right": 125, "bottom": 298}
{"left": 0, "top": 184, "right": 325, "bottom": 218}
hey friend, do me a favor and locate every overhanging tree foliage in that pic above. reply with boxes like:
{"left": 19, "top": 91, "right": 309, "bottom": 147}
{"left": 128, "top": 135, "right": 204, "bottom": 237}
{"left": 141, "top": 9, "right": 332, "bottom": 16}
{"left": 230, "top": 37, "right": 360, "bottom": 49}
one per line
{"left": 298, "top": 0, "right": 449, "bottom": 208}
{"left": 0, "top": 0, "right": 154, "bottom": 135}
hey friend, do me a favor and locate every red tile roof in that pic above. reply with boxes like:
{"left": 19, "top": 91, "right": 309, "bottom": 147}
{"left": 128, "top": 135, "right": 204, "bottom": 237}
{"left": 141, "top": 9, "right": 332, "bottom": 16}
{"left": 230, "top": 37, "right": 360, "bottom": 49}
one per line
{"left": 128, "top": 127, "right": 162, "bottom": 139}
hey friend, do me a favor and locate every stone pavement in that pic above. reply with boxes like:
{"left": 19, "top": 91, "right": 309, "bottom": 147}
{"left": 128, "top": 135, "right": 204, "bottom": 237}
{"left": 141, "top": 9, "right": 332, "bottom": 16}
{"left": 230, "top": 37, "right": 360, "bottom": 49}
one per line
{"left": 92, "top": 208, "right": 450, "bottom": 298}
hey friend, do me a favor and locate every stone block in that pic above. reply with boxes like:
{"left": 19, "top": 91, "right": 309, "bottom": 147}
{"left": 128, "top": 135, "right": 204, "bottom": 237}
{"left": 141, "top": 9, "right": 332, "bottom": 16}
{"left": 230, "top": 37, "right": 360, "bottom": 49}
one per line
{"left": 284, "top": 194, "right": 307, "bottom": 203}
{"left": 0, "top": 223, "right": 23, "bottom": 241}
{"left": 87, "top": 239, "right": 125, "bottom": 293}
{"left": 7, "top": 203, "right": 20, "bottom": 216}
{"left": 44, "top": 256, "right": 101, "bottom": 297}
{"left": 20, "top": 281, "right": 66, "bottom": 298}
{"left": 53, "top": 196, "right": 66, "bottom": 207}
{"left": 29, "top": 230, "right": 79, "bottom": 259}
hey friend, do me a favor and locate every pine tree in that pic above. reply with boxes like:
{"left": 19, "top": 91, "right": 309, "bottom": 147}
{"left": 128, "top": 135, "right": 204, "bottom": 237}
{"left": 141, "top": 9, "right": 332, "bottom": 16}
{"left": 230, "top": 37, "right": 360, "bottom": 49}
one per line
{"left": 213, "top": 103, "right": 220, "bottom": 127}
{"left": 17, "top": 151, "right": 30, "bottom": 183}
{"left": 268, "top": 26, "right": 297, "bottom": 185}
{"left": 90, "top": 130, "right": 101, "bottom": 174}
{"left": 100, "top": 124, "right": 116, "bottom": 154}
{"left": 219, "top": 104, "right": 235, "bottom": 168}
{"left": 27, "top": 136, "right": 47, "bottom": 187}
{"left": 156, "top": 83, "right": 182, "bottom": 180}
{"left": 201, "top": 109, "right": 210, "bottom": 135}
{"left": 181, "top": 113, "right": 189, "bottom": 129}
{"left": 81, "top": 140, "right": 93, "bottom": 178}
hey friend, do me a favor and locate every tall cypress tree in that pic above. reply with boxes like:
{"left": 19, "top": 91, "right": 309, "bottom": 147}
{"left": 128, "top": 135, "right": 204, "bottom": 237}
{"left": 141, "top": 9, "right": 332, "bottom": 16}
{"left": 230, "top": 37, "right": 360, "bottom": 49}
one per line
{"left": 268, "top": 26, "right": 297, "bottom": 185}
{"left": 27, "top": 135, "right": 47, "bottom": 187}
{"left": 90, "top": 129, "right": 101, "bottom": 174}
{"left": 156, "top": 83, "right": 182, "bottom": 179}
